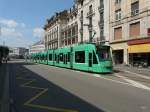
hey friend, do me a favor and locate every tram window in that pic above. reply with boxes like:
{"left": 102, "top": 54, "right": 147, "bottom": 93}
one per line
{"left": 45, "top": 55, "right": 47, "bottom": 60}
{"left": 75, "top": 51, "right": 85, "bottom": 63}
{"left": 58, "top": 55, "right": 59, "bottom": 62}
{"left": 63, "top": 54, "right": 66, "bottom": 64}
{"left": 49, "top": 54, "right": 52, "bottom": 61}
{"left": 55, "top": 54, "right": 57, "bottom": 61}
{"left": 60, "top": 53, "right": 63, "bottom": 62}
{"left": 66, "top": 54, "right": 68, "bottom": 62}
{"left": 68, "top": 52, "right": 70, "bottom": 62}
{"left": 43, "top": 55, "right": 44, "bottom": 60}
{"left": 96, "top": 46, "right": 111, "bottom": 60}
{"left": 93, "top": 51, "right": 98, "bottom": 64}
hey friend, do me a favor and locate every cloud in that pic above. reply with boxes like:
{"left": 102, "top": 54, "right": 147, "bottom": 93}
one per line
{"left": 1, "top": 27, "right": 32, "bottom": 47}
{"left": 33, "top": 27, "right": 44, "bottom": 39}
{"left": 0, "top": 19, "right": 18, "bottom": 28}
{"left": 0, "top": 18, "right": 30, "bottom": 47}
{"left": 1, "top": 27, "right": 23, "bottom": 38}
{"left": 0, "top": 18, "right": 26, "bottom": 28}
{"left": 0, "top": 18, "right": 44, "bottom": 47}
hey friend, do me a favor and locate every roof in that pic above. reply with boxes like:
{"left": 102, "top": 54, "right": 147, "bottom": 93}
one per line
{"left": 33, "top": 40, "right": 44, "bottom": 46}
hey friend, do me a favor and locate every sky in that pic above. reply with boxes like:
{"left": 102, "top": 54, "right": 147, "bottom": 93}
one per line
{"left": 0, "top": 0, "right": 74, "bottom": 48}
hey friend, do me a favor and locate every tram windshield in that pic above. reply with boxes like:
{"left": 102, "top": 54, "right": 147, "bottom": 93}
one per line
{"left": 96, "top": 46, "right": 111, "bottom": 60}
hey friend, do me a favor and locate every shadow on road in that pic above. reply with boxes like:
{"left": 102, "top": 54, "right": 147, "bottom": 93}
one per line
{"left": 10, "top": 61, "right": 106, "bottom": 112}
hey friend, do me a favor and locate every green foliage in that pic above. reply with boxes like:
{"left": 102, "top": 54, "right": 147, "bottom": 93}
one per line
{"left": 0, "top": 46, "right": 9, "bottom": 59}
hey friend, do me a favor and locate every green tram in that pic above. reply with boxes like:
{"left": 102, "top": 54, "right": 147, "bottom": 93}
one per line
{"left": 32, "top": 44, "right": 113, "bottom": 73}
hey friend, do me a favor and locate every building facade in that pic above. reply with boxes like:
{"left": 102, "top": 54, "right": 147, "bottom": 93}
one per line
{"left": 29, "top": 40, "right": 45, "bottom": 54}
{"left": 44, "top": 0, "right": 150, "bottom": 67}
{"left": 44, "top": 0, "right": 110, "bottom": 50}
{"left": 9, "top": 47, "right": 29, "bottom": 58}
{"left": 44, "top": 10, "right": 68, "bottom": 50}
{"left": 110, "top": 0, "right": 150, "bottom": 66}
{"left": 76, "top": 0, "right": 110, "bottom": 44}
{"left": 60, "top": 5, "right": 78, "bottom": 47}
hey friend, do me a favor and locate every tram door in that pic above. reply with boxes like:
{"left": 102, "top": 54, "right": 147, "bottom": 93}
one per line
{"left": 89, "top": 53, "right": 92, "bottom": 67}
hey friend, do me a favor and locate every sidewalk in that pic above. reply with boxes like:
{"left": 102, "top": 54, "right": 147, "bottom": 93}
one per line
{"left": 114, "top": 64, "right": 150, "bottom": 77}
{"left": 0, "top": 63, "right": 9, "bottom": 112}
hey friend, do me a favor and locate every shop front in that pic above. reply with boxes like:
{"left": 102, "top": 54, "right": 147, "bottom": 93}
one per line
{"left": 128, "top": 38, "right": 150, "bottom": 67}
{"left": 110, "top": 42, "right": 128, "bottom": 65}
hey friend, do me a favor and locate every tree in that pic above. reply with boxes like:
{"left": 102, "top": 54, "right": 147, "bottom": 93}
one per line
{"left": 0, "top": 46, "right": 9, "bottom": 64}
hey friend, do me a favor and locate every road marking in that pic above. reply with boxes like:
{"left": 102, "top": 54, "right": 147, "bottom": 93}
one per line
{"left": 138, "top": 68, "right": 150, "bottom": 72}
{"left": 74, "top": 71, "right": 150, "bottom": 91}
{"left": 114, "top": 74, "right": 150, "bottom": 91}
{"left": 75, "top": 72, "right": 133, "bottom": 85}
{"left": 24, "top": 88, "right": 48, "bottom": 105}
{"left": 25, "top": 104, "right": 78, "bottom": 112}
{"left": 17, "top": 77, "right": 78, "bottom": 112}
{"left": 21, "top": 79, "right": 36, "bottom": 87}
{"left": 123, "top": 70, "right": 150, "bottom": 80}
{"left": 93, "top": 74, "right": 101, "bottom": 78}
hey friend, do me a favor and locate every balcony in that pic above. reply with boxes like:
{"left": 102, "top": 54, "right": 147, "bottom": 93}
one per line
{"left": 98, "top": 4, "right": 104, "bottom": 12}
{"left": 131, "top": 9, "right": 139, "bottom": 17}
{"left": 87, "top": 10, "right": 95, "bottom": 18}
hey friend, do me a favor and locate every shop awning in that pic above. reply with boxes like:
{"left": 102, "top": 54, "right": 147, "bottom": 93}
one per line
{"left": 128, "top": 43, "right": 150, "bottom": 53}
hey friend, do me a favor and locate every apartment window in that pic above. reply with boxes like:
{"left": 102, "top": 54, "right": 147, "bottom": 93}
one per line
{"left": 100, "top": 12, "right": 104, "bottom": 23}
{"left": 75, "top": 25, "right": 78, "bottom": 35}
{"left": 81, "top": 0, "right": 84, "bottom": 6}
{"left": 148, "top": 28, "right": 150, "bottom": 36}
{"left": 68, "top": 29, "right": 71, "bottom": 38}
{"left": 114, "top": 27, "right": 122, "bottom": 40}
{"left": 100, "top": 0, "right": 104, "bottom": 6}
{"left": 89, "top": 5, "right": 92, "bottom": 13}
{"left": 89, "top": 17, "right": 92, "bottom": 27}
{"left": 81, "top": 11, "right": 83, "bottom": 18}
{"left": 131, "top": 1, "right": 139, "bottom": 16}
{"left": 100, "top": 26, "right": 104, "bottom": 40}
{"left": 115, "top": 0, "right": 121, "bottom": 4}
{"left": 115, "top": 9, "right": 121, "bottom": 21}
{"left": 80, "top": 11, "right": 83, "bottom": 33}
{"left": 80, "top": 10, "right": 83, "bottom": 24}
{"left": 130, "top": 22, "right": 140, "bottom": 38}
{"left": 72, "top": 27, "right": 76, "bottom": 36}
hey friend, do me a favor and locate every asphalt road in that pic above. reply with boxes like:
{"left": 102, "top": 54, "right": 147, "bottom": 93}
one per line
{"left": 9, "top": 60, "right": 150, "bottom": 112}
